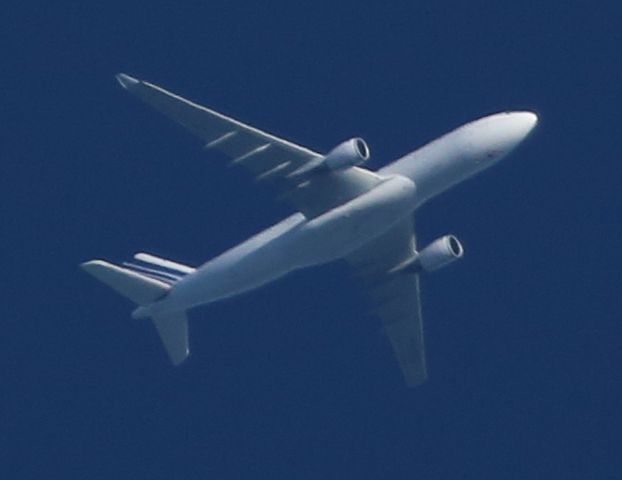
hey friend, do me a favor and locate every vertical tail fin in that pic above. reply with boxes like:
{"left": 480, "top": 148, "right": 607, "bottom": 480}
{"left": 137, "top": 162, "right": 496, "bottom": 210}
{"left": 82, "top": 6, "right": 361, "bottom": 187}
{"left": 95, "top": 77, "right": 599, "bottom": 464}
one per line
{"left": 80, "top": 260, "right": 190, "bottom": 365}
{"left": 152, "top": 311, "right": 189, "bottom": 365}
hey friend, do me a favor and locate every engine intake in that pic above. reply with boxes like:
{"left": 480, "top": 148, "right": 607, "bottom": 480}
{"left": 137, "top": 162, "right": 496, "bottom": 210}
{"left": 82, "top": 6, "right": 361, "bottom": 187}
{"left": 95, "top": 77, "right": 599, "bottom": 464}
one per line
{"left": 417, "top": 235, "right": 464, "bottom": 272}
{"left": 388, "top": 234, "right": 464, "bottom": 274}
{"left": 324, "top": 137, "right": 370, "bottom": 171}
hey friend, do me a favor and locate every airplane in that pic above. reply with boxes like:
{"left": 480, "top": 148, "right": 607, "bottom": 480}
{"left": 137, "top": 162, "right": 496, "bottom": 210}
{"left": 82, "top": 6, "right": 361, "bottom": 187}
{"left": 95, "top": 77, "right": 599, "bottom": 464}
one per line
{"left": 81, "top": 73, "right": 538, "bottom": 386}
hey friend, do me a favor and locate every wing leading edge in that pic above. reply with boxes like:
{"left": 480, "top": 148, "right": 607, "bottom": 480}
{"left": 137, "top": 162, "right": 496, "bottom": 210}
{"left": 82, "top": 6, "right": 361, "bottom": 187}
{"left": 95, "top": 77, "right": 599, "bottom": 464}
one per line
{"left": 346, "top": 217, "right": 427, "bottom": 387}
{"left": 115, "top": 73, "right": 382, "bottom": 218}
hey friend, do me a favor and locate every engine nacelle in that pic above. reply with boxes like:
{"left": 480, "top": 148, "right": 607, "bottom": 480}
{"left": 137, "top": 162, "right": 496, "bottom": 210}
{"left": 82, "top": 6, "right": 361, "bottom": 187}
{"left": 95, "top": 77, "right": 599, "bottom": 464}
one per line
{"left": 324, "top": 137, "right": 370, "bottom": 171}
{"left": 417, "top": 235, "right": 464, "bottom": 272}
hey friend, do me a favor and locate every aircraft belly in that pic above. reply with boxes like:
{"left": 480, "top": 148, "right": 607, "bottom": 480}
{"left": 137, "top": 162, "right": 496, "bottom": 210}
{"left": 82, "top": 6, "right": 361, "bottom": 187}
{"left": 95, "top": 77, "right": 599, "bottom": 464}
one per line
{"left": 290, "top": 175, "right": 417, "bottom": 267}
{"left": 167, "top": 229, "right": 301, "bottom": 310}
{"left": 158, "top": 175, "right": 416, "bottom": 314}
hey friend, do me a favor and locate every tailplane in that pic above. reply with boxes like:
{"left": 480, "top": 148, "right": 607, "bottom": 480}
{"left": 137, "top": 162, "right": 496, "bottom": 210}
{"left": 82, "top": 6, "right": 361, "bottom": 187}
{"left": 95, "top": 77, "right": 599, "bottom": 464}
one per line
{"left": 80, "top": 260, "right": 190, "bottom": 365}
{"left": 80, "top": 260, "right": 170, "bottom": 304}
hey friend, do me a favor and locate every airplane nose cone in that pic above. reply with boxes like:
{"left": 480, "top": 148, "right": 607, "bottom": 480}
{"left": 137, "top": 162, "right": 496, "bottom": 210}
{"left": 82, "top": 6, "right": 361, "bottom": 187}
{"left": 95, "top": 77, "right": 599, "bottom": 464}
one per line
{"left": 491, "top": 111, "right": 538, "bottom": 147}
{"left": 467, "top": 111, "right": 538, "bottom": 163}
{"left": 507, "top": 111, "right": 538, "bottom": 139}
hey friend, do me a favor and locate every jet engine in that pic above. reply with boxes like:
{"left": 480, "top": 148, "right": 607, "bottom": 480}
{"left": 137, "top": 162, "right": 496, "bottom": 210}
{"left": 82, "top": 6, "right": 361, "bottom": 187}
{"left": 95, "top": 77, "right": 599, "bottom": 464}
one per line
{"left": 417, "top": 235, "right": 464, "bottom": 272}
{"left": 324, "top": 137, "right": 370, "bottom": 171}
{"left": 287, "top": 137, "right": 371, "bottom": 178}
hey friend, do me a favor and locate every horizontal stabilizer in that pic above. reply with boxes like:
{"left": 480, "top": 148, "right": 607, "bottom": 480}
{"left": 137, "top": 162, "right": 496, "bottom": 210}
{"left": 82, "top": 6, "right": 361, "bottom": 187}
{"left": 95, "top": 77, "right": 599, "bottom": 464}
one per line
{"left": 152, "top": 311, "right": 190, "bottom": 365}
{"left": 133, "top": 252, "right": 195, "bottom": 274}
{"left": 80, "top": 260, "right": 170, "bottom": 305}
{"left": 122, "top": 262, "right": 182, "bottom": 285}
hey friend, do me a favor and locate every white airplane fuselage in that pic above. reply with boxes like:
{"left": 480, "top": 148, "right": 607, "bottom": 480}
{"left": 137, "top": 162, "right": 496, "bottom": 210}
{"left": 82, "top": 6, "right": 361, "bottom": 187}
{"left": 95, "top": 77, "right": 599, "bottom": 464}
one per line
{"left": 134, "top": 111, "right": 537, "bottom": 319}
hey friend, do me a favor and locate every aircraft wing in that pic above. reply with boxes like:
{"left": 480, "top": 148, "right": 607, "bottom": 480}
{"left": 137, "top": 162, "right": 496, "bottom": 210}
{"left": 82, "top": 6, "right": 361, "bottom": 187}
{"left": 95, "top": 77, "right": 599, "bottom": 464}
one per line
{"left": 345, "top": 216, "right": 427, "bottom": 387}
{"left": 116, "top": 73, "right": 382, "bottom": 218}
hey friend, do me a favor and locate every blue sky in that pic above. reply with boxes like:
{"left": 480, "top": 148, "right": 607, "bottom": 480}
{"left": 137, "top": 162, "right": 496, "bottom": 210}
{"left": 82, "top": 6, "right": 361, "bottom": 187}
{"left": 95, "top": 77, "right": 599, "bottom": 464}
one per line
{"left": 3, "top": 1, "right": 622, "bottom": 478}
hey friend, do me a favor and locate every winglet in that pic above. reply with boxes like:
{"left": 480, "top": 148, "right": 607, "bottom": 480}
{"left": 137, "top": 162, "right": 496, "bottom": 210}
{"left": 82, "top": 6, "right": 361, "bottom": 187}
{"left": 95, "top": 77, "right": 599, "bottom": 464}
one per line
{"left": 115, "top": 73, "right": 140, "bottom": 90}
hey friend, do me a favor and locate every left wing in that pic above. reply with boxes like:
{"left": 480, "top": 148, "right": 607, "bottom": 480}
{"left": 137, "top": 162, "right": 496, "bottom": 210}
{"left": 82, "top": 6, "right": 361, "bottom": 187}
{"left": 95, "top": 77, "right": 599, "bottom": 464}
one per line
{"left": 345, "top": 216, "right": 428, "bottom": 387}
{"left": 115, "top": 73, "right": 382, "bottom": 218}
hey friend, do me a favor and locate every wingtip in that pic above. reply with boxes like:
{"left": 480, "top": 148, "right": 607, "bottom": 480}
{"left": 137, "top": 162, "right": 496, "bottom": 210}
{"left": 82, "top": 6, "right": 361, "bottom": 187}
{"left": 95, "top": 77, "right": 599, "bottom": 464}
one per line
{"left": 115, "top": 73, "right": 140, "bottom": 90}
{"left": 404, "top": 369, "right": 428, "bottom": 388}
{"left": 171, "top": 349, "right": 190, "bottom": 366}
{"left": 79, "top": 259, "right": 113, "bottom": 273}
{"left": 80, "top": 259, "right": 102, "bottom": 269}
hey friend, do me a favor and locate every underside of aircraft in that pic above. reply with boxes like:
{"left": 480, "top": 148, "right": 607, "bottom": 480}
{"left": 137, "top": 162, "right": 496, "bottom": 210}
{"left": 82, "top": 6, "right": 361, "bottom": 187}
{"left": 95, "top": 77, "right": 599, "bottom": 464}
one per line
{"left": 82, "top": 73, "right": 537, "bottom": 386}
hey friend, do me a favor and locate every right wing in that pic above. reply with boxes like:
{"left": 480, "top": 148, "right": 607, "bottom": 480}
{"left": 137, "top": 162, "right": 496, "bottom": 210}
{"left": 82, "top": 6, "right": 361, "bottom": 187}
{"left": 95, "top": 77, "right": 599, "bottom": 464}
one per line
{"left": 345, "top": 216, "right": 427, "bottom": 387}
{"left": 115, "top": 73, "right": 382, "bottom": 218}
